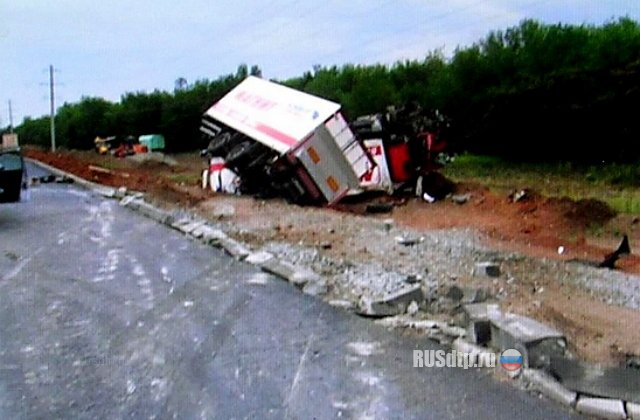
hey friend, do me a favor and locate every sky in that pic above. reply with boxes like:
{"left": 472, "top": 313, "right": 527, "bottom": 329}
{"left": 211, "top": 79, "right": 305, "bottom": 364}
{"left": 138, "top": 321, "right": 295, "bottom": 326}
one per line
{"left": 1, "top": 0, "right": 639, "bottom": 125}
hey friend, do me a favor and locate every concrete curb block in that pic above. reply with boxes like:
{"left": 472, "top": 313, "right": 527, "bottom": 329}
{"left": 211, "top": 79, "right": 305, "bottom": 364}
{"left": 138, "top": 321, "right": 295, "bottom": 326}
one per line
{"left": 178, "top": 220, "right": 207, "bottom": 235}
{"left": 198, "top": 226, "right": 228, "bottom": 245}
{"left": 218, "top": 237, "right": 251, "bottom": 260}
{"left": 452, "top": 338, "right": 487, "bottom": 365}
{"left": 576, "top": 396, "right": 627, "bottom": 420}
{"left": 521, "top": 369, "right": 577, "bottom": 408}
{"left": 26, "top": 158, "right": 116, "bottom": 197}
{"left": 245, "top": 251, "right": 275, "bottom": 265}
{"left": 356, "top": 284, "right": 424, "bottom": 317}
{"left": 127, "top": 198, "right": 173, "bottom": 224}
{"left": 302, "top": 278, "right": 328, "bottom": 296}
{"left": 627, "top": 402, "right": 640, "bottom": 420}
{"left": 259, "top": 258, "right": 318, "bottom": 286}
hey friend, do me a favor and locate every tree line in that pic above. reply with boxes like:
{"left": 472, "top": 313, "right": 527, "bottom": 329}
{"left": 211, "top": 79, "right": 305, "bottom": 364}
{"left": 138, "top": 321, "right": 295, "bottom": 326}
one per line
{"left": 13, "top": 18, "right": 640, "bottom": 162}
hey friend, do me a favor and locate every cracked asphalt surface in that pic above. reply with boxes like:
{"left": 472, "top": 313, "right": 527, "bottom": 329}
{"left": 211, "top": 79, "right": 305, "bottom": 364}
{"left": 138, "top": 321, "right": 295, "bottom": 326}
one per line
{"left": 0, "top": 163, "right": 577, "bottom": 419}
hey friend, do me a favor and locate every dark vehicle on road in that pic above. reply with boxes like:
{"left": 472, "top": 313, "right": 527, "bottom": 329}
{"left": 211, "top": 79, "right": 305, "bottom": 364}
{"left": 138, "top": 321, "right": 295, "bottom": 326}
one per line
{"left": 0, "top": 146, "right": 25, "bottom": 203}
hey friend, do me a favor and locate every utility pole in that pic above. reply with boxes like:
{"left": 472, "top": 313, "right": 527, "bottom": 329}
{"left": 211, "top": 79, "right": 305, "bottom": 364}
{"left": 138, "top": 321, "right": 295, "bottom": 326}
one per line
{"left": 49, "top": 64, "right": 56, "bottom": 152}
{"left": 8, "top": 100, "right": 13, "bottom": 133}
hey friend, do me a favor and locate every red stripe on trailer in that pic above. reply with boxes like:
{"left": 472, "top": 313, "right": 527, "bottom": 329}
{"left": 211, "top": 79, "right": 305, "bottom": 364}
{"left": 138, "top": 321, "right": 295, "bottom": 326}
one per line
{"left": 255, "top": 123, "right": 299, "bottom": 148}
{"left": 209, "top": 163, "right": 225, "bottom": 171}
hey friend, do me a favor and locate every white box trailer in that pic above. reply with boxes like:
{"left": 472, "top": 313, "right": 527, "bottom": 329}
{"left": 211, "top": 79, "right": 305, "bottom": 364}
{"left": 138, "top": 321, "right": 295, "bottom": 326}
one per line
{"left": 202, "top": 76, "right": 374, "bottom": 205}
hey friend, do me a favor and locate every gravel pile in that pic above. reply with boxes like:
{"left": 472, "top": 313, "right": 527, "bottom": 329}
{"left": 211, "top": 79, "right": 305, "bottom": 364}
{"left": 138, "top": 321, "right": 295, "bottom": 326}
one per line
{"left": 219, "top": 207, "right": 640, "bottom": 311}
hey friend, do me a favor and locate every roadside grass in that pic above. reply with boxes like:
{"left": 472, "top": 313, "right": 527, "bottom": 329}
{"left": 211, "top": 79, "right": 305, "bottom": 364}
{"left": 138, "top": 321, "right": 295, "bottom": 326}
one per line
{"left": 442, "top": 154, "right": 640, "bottom": 214}
{"left": 167, "top": 172, "right": 202, "bottom": 185}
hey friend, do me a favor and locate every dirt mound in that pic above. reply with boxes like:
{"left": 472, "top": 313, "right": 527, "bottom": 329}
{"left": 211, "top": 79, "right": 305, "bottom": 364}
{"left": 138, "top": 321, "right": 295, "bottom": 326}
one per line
{"left": 548, "top": 197, "right": 617, "bottom": 226}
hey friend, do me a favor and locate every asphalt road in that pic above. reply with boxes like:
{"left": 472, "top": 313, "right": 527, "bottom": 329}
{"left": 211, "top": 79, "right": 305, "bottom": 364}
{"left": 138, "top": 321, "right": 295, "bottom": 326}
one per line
{"left": 0, "top": 163, "right": 578, "bottom": 419}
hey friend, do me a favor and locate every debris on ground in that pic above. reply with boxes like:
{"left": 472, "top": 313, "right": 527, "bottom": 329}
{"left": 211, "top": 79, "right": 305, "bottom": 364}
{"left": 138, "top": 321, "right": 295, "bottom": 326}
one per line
{"left": 509, "top": 188, "right": 530, "bottom": 203}
{"left": 88, "top": 164, "right": 113, "bottom": 175}
{"left": 356, "top": 284, "right": 425, "bottom": 317}
{"left": 473, "top": 262, "right": 501, "bottom": 277}
{"left": 451, "top": 193, "right": 472, "bottom": 205}
{"left": 365, "top": 202, "right": 395, "bottom": 214}
{"left": 599, "top": 234, "right": 631, "bottom": 269}
{"left": 395, "top": 235, "right": 424, "bottom": 246}
{"left": 30, "top": 175, "right": 74, "bottom": 185}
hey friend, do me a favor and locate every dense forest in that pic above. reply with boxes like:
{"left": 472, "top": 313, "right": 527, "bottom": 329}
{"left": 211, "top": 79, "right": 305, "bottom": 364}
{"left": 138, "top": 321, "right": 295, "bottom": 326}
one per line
{"left": 12, "top": 18, "right": 640, "bottom": 162}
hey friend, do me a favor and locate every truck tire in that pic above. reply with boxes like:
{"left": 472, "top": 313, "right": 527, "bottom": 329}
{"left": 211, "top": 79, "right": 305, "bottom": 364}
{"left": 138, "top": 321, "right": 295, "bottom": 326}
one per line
{"left": 205, "top": 132, "right": 240, "bottom": 157}
{"left": 225, "top": 141, "right": 265, "bottom": 170}
{"left": 201, "top": 169, "right": 209, "bottom": 189}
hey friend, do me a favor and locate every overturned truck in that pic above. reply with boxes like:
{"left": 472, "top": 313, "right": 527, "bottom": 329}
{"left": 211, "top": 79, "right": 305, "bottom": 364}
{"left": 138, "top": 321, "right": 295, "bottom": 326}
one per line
{"left": 200, "top": 76, "right": 374, "bottom": 205}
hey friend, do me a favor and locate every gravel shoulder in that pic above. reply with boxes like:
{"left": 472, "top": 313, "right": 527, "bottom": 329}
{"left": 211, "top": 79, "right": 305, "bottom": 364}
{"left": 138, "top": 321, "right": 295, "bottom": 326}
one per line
{"left": 194, "top": 194, "right": 640, "bottom": 365}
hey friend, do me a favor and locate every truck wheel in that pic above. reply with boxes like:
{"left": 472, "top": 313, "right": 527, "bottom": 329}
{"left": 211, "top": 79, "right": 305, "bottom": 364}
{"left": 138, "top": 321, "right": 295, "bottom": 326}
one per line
{"left": 225, "top": 141, "right": 262, "bottom": 170}
{"left": 206, "top": 132, "right": 240, "bottom": 157}
{"left": 209, "top": 171, "right": 219, "bottom": 192}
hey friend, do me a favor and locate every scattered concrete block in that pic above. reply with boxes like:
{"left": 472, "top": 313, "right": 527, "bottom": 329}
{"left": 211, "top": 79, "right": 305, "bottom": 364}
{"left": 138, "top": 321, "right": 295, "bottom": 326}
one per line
{"left": 447, "top": 286, "right": 489, "bottom": 304}
{"left": 218, "top": 237, "right": 250, "bottom": 260}
{"left": 245, "top": 251, "right": 275, "bottom": 265}
{"left": 462, "top": 303, "right": 501, "bottom": 345}
{"left": 473, "top": 262, "right": 501, "bottom": 277}
{"left": 550, "top": 356, "right": 640, "bottom": 404}
{"left": 627, "top": 402, "right": 640, "bottom": 420}
{"left": 394, "top": 236, "right": 424, "bottom": 246}
{"left": 576, "top": 396, "right": 626, "bottom": 420}
{"left": 356, "top": 285, "right": 424, "bottom": 317}
{"left": 489, "top": 312, "right": 566, "bottom": 369}
{"left": 521, "top": 369, "right": 577, "bottom": 408}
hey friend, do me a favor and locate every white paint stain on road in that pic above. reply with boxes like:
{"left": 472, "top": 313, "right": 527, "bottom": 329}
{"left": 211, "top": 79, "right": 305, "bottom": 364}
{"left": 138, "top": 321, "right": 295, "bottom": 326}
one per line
{"left": 93, "top": 249, "right": 120, "bottom": 283}
{"left": 346, "top": 341, "right": 383, "bottom": 357}
{"left": 128, "top": 256, "right": 155, "bottom": 309}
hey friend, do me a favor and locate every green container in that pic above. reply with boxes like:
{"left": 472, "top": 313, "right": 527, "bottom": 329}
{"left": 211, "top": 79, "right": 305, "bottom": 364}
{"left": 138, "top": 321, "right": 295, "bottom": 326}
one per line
{"left": 138, "top": 134, "right": 165, "bottom": 151}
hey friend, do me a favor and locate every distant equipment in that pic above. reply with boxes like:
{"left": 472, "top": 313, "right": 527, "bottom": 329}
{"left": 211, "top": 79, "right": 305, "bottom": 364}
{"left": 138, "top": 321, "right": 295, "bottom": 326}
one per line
{"left": 138, "top": 134, "right": 165, "bottom": 151}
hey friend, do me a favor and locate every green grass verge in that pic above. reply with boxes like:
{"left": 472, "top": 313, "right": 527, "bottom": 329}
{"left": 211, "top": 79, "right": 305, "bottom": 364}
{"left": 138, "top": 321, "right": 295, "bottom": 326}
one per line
{"left": 442, "top": 154, "right": 640, "bottom": 214}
